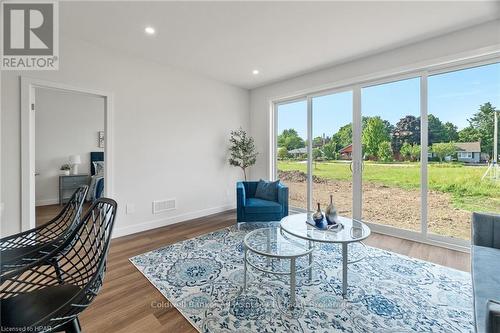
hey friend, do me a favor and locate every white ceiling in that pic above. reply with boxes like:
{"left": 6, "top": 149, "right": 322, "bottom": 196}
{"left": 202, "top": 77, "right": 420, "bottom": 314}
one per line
{"left": 61, "top": 1, "right": 500, "bottom": 89}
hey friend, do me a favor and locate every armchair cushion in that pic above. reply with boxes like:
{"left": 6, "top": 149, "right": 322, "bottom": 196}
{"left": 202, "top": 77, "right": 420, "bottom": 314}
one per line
{"left": 254, "top": 179, "right": 279, "bottom": 202}
{"left": 472, "top": 212, "right": 500, "bottom": 249}
{"left": 472, "top": 245, "right": 500, "bottom": 333}
{"left": 245, "top": 198, "right": 282, "bottom": 214}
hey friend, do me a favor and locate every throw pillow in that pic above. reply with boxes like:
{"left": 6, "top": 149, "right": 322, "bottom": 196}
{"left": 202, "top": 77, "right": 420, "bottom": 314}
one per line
{"left": 93, "top": 161, "right": 105, "bottom": 176}
{"left": 254, "top": 179, "right": 279, "bottom": 202}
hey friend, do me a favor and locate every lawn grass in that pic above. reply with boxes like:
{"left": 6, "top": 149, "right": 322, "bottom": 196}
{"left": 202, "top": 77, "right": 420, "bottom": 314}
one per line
{"left": 277, "top": 160, "right": 500, "bottom": 212}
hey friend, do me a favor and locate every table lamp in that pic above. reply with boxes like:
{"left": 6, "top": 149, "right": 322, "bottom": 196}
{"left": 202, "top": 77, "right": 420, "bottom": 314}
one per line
{"left": 69, "top": 155, "right": 81, "bottom": 175}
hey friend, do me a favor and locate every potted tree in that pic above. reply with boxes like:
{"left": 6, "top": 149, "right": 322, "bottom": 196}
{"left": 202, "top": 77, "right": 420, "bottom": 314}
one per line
{"left": 228, "top": 128, "right": 258, "bottom": 181}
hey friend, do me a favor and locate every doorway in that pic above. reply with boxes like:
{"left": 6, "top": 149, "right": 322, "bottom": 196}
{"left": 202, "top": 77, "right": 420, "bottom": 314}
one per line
{"left": 21, "top": 78, "right": 113, "bottom": 230}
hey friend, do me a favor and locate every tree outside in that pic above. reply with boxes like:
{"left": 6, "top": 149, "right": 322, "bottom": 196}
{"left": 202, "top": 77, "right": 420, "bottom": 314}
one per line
{"left": 431, "top": 142, "right": 457, "bottom": 162}
{"left": 276, "top": 101, "right": 498, "bottom": 164}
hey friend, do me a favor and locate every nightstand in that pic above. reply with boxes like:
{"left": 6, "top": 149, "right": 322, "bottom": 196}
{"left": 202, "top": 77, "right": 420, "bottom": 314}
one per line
{"left": 59, "top": 174, "right": 89, "bottom": 205}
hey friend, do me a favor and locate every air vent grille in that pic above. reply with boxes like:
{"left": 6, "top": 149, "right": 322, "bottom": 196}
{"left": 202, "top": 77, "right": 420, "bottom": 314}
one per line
{"left": 152, "top": 199, "right": 176, "bottom": 214}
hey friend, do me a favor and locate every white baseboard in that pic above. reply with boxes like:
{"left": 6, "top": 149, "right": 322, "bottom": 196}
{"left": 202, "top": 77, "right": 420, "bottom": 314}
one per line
{"left": 36, "top": 198, "right": 59, "bottom": 206}
{"left": 112, "top": 204, "right": 235, "bottom": 239}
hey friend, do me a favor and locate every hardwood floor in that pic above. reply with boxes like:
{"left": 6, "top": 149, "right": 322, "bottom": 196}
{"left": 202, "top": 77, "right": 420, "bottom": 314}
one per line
{"left": 36, "top": 203, "right": 91, "bottom": 226}
{"left": 79, "top": 210, "right": 470, "bottom": 333}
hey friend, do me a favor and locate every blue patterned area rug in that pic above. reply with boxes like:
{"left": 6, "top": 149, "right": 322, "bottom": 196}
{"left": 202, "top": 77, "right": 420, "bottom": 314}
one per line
{"left": 130, "top": 223, "right": 473, "bottom": 333}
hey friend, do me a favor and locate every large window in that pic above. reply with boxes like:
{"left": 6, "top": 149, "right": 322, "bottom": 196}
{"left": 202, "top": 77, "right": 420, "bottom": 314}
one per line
{"left": 427, "top": 62, "right": 500, "bottom": 240}
{"left": 361, "top": 78, "right": 421, "bottom": 231}
{"left": 273, "top": 58, "right": 500, "bottom": 247}
{"left": 276, "top": 100, "right": 308, "bottom": 210}
{"left": 312, "top": 91, "right": 353, "bottom": 217}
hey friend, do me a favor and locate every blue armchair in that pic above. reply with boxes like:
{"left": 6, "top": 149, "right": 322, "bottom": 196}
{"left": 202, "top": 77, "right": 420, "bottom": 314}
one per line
{"left": 236, "top": 181, "right": 288, "bottom": 222}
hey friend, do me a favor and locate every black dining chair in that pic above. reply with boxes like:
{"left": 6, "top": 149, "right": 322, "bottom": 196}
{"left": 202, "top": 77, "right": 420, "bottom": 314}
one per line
{"left": 0, "top": 186, "right": 88, "bottom": 274}
{"left": 0, "top": 198, "right": 118, "bottom": 333}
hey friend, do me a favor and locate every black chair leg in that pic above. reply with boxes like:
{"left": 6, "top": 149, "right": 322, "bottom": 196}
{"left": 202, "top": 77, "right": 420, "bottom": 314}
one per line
{"left": 60, "top": 318, "right": 81, "bottom": 333}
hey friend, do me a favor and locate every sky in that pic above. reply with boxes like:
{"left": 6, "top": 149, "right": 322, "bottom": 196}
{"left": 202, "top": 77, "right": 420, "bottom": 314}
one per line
{"left": 277, "top": 62, "right": 500, "bottom": 140}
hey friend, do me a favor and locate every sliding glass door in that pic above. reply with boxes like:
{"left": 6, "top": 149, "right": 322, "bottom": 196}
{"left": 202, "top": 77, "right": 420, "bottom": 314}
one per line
{"left": 273, "top": 57, "right": 499, "bottom": 247}
{"left": 427, "top": 62, "right": 500, "bottom": 241}
{"left": 361, "top": 78, "right": 421, "bottom": 232}
{"left": 276, "top": 100, "right": 308, "bottom": 211}
{"left": 311, "top": 91, "right": 353, "bottom": 217}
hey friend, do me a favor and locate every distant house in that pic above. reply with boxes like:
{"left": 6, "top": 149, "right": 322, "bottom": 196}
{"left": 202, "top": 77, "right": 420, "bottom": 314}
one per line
{"left": 428, "top": 141, "right": 483, "bottom": 163}
{"left": 288, "top": 147, "right": 307, "bottom": 157}
{"left": 455, "top": 142, "right": 482, "bottom": 163}
{"left": 339, "top": 144, "right": 353, "bottom": 160}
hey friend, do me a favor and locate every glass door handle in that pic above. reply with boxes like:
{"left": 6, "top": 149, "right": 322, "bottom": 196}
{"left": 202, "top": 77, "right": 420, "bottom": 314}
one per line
{"left": 349, "top": 161, "right": 364, "bottom": 173}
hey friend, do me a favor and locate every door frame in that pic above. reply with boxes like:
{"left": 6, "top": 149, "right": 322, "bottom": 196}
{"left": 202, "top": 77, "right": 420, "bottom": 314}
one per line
{"left": 21, "top": 77, "right": 114, "bottom": 231}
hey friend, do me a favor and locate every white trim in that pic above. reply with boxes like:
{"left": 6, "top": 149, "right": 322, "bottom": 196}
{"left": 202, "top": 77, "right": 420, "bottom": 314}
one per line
{"left": 21, "top": 77, "right": 114, "bottom": 231}
{"left": 35, "top": 198, "right": 59, "bottom": 206}
{"left": 269, "top": 46, "right": 500, "bottom": 104}
{"left": 420, "top": 73, "right": 428, "bottom": 237}
{"left": 113, "top": 204, "right": 235, "bottom": 239}
{"left": 352, "top": 86, "right": 362, "bottom": 220}
{"left": 306, "top": 96, "right": 313, "bottom": 212}
{"left": 269, "top": 100, "right": 277, "bottom": 180}
{"left": 365, "top": 222, "right": 470, "bottom": 253}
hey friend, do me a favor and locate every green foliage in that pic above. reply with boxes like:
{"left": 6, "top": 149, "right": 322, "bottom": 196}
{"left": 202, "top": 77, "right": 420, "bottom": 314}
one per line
{"left": 362, "top": 116, "right": 391, "bottom": 158}
{"left": 228, "top": 128, "right": 258, "bottom": 180}
{"left": 312, "top": 136, "right": 330, "bottom": 148}
{"left": 410, "top": 144, "right": 421, "bottom": 162}
{"left": 400, "top": 142, "right": 421, "bottom": 161}
{"left": 443, "top": 122, "right": 459, "bottom": 142}
{"left": 400, "top": 142, "right": 412, "bottom": 161}
{"left": 378, "top": 141, "right": 393, "bottom": 162}
{"left": 312, "top": 147, "right": 323, "bottom": 169}
{"left": 459, "top": 102, "right": 498, "bottom": 155}
{"left": 431, "top": 142, "right": 456, "bottom": 162}
{"left": 363, "top": 116, "right": 393, "bottom": 138}
{"left": 312, "top": 147, "right": 323, "bottom": 160}
{"left": 427, "top": 114, "right": 460, "bottom": 144}
{"left": 277, "top": 147, "right": 289, "bottom": 160}
{"left": 332, "top": 123, "right": 353, "bottom": 149}
{"left": 322, "top": 141, "right": 338, "bottom": 160}
{"left": 392, "top": 115, "right": 420, "bottom": 153}
{"left": 458, "top": 126, "right": 481, "bottom": 143}
{"left": 277, "top": 129, "right": 305, "bottom": 150}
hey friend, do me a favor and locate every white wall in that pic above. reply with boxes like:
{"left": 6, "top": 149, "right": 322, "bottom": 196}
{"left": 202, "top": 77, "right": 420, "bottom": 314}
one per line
{"left": 1, "top": 36, "right": 250, "bottom": 237}
{"left": 35, "top": 89, "right": 104, "bottom": 206}
{"left": 249, "top": 21, "right": 500, "bottom": 180}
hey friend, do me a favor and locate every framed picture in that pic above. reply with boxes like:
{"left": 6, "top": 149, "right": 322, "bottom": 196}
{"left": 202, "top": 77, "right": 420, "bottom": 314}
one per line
{"left": 98, "top": 131, "right": 105, "bottom": 148}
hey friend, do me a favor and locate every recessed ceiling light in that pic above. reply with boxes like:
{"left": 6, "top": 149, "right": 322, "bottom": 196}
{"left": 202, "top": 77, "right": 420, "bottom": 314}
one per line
{"left": 145, "top": 26, "right": 156, "bottom": 35}
{"left": 252, "top": 69, "right": 259, "bottom": 75}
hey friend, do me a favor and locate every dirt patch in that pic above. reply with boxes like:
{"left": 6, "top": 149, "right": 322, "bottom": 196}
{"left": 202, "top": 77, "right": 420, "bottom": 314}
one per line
{"left": 278, "top": 170, "right": 471, "bottom": 240}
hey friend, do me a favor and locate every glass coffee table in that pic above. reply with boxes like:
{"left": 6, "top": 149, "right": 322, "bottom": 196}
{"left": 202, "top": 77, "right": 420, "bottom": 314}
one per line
{"left": 280, "top": 213, "right": 371, "bottom": 299}
{"left": 243, "top": 227, "right": 313, "bottom": 308}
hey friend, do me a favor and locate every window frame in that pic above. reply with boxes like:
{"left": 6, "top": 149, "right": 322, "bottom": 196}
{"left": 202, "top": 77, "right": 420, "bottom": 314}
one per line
{"left": 271, "top": 53, "right": 500, "bottom": 252}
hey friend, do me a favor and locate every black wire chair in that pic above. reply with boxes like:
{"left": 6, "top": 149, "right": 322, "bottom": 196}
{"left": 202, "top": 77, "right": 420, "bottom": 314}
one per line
{"left": 0, "top": 198, "right": 118, "bottom": 333}
{"left": 0, "top": 185, "right": 89, "bottom": 275}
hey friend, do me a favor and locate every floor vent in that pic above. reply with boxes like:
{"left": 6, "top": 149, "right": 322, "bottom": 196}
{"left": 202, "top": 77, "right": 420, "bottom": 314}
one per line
{"left": 152, "top": 199, "right": 176, "bottom": 214}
